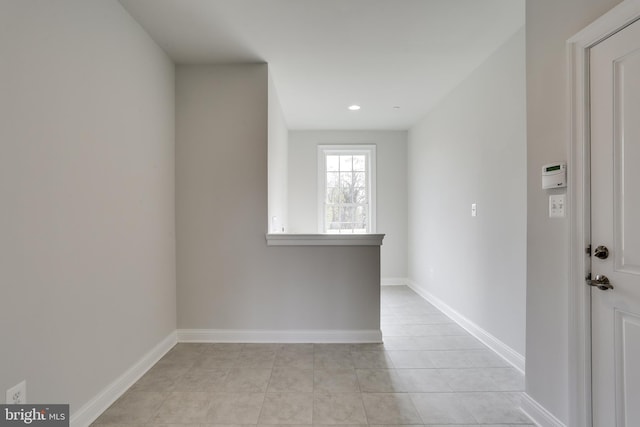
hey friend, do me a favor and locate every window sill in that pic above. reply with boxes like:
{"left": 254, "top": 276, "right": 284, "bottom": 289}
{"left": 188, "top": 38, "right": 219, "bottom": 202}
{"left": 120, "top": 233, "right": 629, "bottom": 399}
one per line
{"left": 265, "top": 233, "right": 385, "bottom": 246}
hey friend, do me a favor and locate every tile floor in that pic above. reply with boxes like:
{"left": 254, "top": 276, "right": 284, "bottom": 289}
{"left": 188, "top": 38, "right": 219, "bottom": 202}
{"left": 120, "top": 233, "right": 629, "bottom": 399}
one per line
{"left": 92, "top": 286, "right": 534, "bottom": 426}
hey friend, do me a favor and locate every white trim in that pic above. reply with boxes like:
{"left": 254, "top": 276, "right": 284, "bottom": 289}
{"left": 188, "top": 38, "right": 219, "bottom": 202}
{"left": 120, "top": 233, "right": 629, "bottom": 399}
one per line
{"left": 177, "top": 329, "right": 382, "bottom": 343}
{"left": 407, "top": 280, "right": 525, "bottom": 373}
{"left": 567, "top": 3, "right": 640, "bottom": 427}
{"left": 381, "top": 277, "right": 409, "bottom": 286}
{"left": 317, "top": 144, "right": 377, "bottom": 234}
{"left": 70, "top": 331, "right": 177, "bottom": 427}
{"left": 265, "top": 233, "right": 384, "bottom": 246}
{"left": 568, "top": 0, "right": 640, "bottom": 45}
{"left": 521, "top": 393, "right": 567, "bottom": 427}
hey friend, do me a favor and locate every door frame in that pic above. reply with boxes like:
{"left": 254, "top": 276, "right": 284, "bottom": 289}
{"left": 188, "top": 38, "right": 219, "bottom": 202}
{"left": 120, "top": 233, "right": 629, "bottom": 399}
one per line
{"left": 567, "top": 1, "right": 640, "bottom": 426}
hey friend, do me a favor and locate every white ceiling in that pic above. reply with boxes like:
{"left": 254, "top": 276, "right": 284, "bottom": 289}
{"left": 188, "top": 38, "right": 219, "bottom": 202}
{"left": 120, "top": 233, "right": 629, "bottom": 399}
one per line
{"left": 119, "top": 0, "right": 524, "bottom": 130}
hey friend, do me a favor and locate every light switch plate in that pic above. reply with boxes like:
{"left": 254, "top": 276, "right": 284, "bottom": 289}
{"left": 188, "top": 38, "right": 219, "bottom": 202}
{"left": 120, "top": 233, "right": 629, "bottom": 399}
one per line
{"left": 471, "top": 203, "right": 477, "bottom": 217}
{"left": 549, "top": 194, "right": 566, "bottom": 218}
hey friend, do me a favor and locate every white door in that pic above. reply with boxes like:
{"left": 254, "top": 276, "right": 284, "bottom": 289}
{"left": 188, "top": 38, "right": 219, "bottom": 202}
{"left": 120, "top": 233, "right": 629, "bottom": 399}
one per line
{"left": 590, "top": 18, "right": 640, "bottom": 427}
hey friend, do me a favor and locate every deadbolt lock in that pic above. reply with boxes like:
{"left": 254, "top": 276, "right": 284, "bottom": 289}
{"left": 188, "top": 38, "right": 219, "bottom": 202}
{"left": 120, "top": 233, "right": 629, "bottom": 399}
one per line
{"left": 594, "top": 245, "right": 609, "bottom": 260}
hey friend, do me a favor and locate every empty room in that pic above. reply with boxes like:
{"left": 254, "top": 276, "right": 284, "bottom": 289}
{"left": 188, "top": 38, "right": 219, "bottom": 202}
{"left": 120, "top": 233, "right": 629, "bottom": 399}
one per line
{"left": 2, "top": 1, "right": 638, "bottom": 427}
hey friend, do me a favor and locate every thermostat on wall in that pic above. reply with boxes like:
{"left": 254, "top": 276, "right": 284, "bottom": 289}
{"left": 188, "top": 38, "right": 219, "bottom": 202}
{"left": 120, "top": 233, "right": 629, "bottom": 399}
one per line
{"left": 542, "top": 162, "right": 567, "bottom": 189}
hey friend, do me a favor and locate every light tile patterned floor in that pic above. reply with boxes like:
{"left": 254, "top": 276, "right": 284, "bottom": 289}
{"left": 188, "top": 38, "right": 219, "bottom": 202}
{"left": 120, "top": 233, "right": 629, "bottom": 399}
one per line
{"left": 92, "top": 285, "right": 534, "bottom": 426}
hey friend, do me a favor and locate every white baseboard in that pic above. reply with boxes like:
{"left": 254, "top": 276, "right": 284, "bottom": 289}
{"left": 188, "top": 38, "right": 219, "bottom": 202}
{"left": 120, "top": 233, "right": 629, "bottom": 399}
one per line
{"left": 70, "top": 331, "right": 177, "bottom": 427}
{"left": 381, "top": 277, "right": 409, "bottom": 286}
{"left": 521, "top": 393, "right": 566, "bottom": 427}
{"left": 407, "top": 280, "right": 525, "bottom": 374}
{"left": 177, "top": 329, "right": 382, "bottom": 343}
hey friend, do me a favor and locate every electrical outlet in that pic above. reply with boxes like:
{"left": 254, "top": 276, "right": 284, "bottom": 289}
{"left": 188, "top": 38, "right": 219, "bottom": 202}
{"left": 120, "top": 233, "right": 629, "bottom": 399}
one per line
{"left": 6, "top": 381, "right": 26, "bottom": 404}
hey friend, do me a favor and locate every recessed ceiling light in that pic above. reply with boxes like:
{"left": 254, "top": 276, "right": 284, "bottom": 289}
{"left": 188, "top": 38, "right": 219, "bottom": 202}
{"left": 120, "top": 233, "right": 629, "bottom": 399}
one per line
{"left": 393, "top": 106, "right": 400, "bottom": 109}
{"left": 348, "top": 105, "right": 361, "bottom": 111}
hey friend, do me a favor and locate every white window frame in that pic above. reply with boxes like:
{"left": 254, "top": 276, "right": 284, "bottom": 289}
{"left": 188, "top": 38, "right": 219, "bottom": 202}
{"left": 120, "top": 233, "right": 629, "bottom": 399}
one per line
{"left": 317, "top": 144, "right": 376, "bottom": 234}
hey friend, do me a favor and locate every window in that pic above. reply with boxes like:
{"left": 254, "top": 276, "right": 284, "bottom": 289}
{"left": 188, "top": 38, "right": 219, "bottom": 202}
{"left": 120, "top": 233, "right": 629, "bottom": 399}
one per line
{"left": 318, "top": 145, "right": 376, "bottom": 233}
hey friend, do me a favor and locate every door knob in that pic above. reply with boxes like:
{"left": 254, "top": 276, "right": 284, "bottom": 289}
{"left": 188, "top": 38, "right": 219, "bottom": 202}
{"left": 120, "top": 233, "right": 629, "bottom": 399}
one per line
{"left": 586, "top": 274, "right": 614, "bottom": 291}
{"left": 594, "top": 245, "right": 609, "bottom": 259}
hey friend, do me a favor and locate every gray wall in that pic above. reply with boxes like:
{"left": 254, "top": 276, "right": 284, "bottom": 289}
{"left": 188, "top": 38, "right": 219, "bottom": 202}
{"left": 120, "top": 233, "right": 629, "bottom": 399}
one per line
{"left": 288, "top": 131, "right": 408, "bottom": 280}
{"left": 525, "top": 0, "right": 621, "bottom": 423}
{"left": 0, "top": 0, "right": 176, "bottom": 411}
{"left": 176, "top": 65, "right": 380, "bottom": 331}
{"left": 268, "top": 70, "right": 289, "bottom": 233}
{"left": 407, "top": 28, "right": 527, "bottom": 356}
